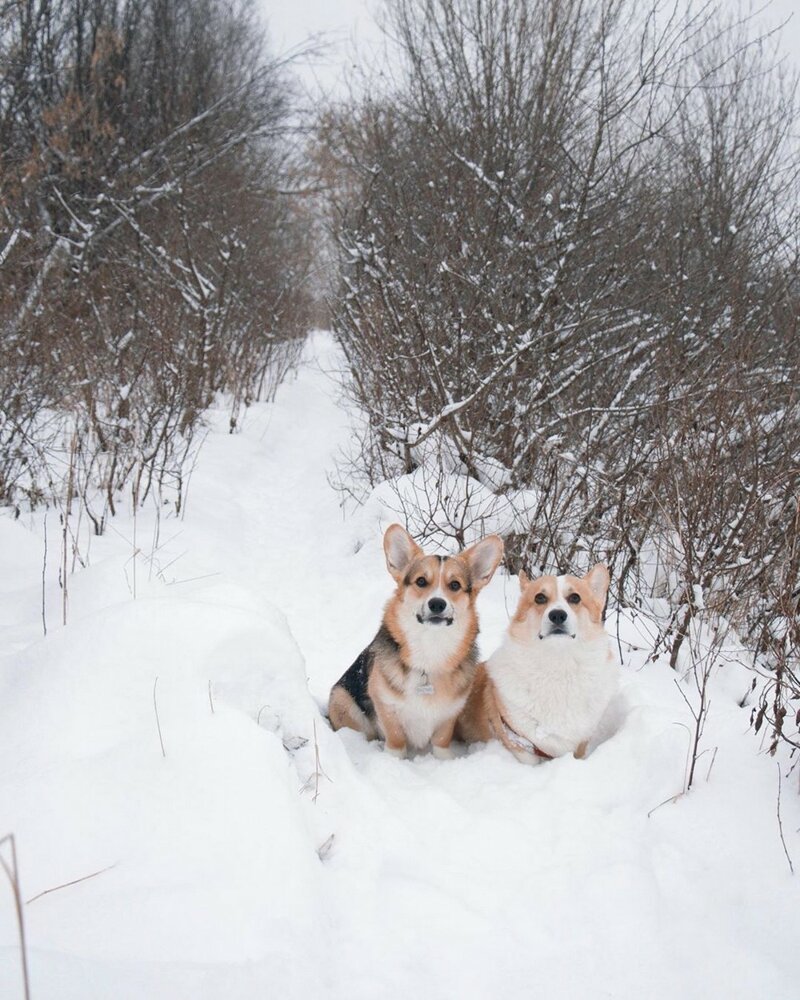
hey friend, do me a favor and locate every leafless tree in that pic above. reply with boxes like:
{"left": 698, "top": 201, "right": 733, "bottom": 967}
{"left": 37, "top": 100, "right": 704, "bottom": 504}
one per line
{"left": 0, "top": 0, "right": 314, "bottom": 522}
{"left": 326, "top": 0, "right": 799, "bottom": 757}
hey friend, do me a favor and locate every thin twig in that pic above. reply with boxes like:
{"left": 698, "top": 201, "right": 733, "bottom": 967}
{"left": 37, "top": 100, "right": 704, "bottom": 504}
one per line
{"left": 0, "top": 834, "right": 31, "bottom": 1000}
{"left": 299, "top": 720, "right": 332, "bottom": 802}
{"left": 62, "top": 431, "right": 77, "bottom": 627}
{"left": 165, "top": 571, "right": 222, "bottom": 587}
{"left": 131, "top": 474, "right": 138, "bottom": 600}
{"left": 312, "top": 719, "right": 334, "bottom": 802}
{"left": 208, "top": 680, "right": 215, "bottom": 715}
{"left": 26, "top": 863, "right": 118, "bottom": 904}
{"left": 647, "top": 791, "right": 684, "bottom": 818}
{"left": 704, "top": 746, "right": 719, "bottom": 783}
{"left": 776, "top": 764, "right": 794, "bottom": 875}
{"left": 41, "top": 514, "right": 48, "bottom": 637}
{"left": 312, "top": 719, "right": 324, "bottom": 803}
{"left": 153, "top": 676, "right": 166, "bottom": 758}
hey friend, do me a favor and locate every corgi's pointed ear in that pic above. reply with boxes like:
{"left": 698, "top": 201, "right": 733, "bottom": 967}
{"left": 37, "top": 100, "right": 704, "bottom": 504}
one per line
{"left": 462, "top": 535, "right": 504, "bottom": 592}
{"left": 585, "top": 563, "right": 610, "bottom": 601}
{"left": 383, "top": 524, "right": 422, "bottom": 581}
{"left": 518, "top": 568, "right": 529, "bottom": 590}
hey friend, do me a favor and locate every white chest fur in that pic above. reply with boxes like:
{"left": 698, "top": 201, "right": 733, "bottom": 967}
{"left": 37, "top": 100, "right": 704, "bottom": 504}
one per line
{"left": 382, "top": 610, "right": 471, "bottom": 749}
{"left": 390, "top": 676, "right": 466, "bottom": 749}
{"left": 488, "top": 636, "right": 617, "bottom": 758}
{"left": 397, "top": 606, "right": 467, "bottom": 675}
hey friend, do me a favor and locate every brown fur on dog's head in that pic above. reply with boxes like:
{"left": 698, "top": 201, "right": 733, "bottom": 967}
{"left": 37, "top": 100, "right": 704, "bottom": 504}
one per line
{"left": 510, "top": 564, "right": 609, "bottom": 644}
{"left": 384, "top": 524, "right": 503, "bottom": 595}
{"left": 383, "top": 524, "right": 503, "bottom": 644}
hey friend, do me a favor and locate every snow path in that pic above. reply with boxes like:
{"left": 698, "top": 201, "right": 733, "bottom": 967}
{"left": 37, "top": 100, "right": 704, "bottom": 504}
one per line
{"left": 1, "top": 332, "right": 798, "bottom": 1000}
{"left": 168, "top": 334, "right": 399, "bottom": 707}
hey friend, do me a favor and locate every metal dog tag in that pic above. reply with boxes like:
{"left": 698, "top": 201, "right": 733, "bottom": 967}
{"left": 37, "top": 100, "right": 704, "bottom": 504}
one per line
{"left": 416, "top": 671, "right": 434, "bottom": 696}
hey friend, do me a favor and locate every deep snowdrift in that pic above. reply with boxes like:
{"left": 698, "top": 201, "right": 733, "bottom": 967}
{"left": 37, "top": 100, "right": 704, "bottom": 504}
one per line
{"left": 1, "top": 332, "right": 797, "bottom": 1000}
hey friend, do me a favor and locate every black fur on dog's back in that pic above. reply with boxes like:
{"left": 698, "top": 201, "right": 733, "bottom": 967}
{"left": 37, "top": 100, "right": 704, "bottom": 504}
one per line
{"left": 337, "top": 647, "right": 373, "bottom": 717}
{"left": 332, "top": 625, "right": 403, "bottom": 722}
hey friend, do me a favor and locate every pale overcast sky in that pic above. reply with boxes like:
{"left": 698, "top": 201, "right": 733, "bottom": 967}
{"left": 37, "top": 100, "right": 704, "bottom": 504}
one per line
{"left": 263, "top": 0, "right": 800, "bottom": 99}
{"left": 264, "top": 0, "right": 383, "bottom": 97}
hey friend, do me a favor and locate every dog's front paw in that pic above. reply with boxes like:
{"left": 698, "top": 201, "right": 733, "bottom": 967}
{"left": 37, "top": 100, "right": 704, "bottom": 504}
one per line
{"left": 384, "top": 744, "right": 407, "bottom": 759}
{"left": 573, "top": 740, "right": 589, "bottom": 760}
{"left": 432, "top": 745, "right": 455, "bottom": 761}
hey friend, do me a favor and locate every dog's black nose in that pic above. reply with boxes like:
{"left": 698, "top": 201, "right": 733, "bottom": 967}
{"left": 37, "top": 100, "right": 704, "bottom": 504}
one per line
{"left": 428, "top": 597, "right": 447, "bottom": 615}
{"left": 548, "top": 608, "right": 568, "bottom": 625}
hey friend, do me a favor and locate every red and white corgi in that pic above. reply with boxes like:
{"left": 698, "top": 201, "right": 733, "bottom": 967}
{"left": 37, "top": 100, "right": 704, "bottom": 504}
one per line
{"left": 457, "top": 564, "right": 617, "bottom": 762}
{"left": 328, "top": 524, "right": 504, "bottom": 758}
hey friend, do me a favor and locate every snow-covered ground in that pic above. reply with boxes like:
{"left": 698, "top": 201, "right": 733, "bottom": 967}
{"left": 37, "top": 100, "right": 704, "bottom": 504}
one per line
{"left": 1, "top": 332, "right": 798, "bottom": 999}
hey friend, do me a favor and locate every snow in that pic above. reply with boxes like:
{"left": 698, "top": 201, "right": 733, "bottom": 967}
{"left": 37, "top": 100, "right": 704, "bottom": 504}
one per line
{"left": 1, "top": 332, "right": 798, "bottom": 1000}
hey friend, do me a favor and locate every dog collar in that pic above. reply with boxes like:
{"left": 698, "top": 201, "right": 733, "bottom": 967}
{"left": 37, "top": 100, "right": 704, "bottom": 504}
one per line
{"left": 498, "top": 714, "right": 554, "bottom": 760}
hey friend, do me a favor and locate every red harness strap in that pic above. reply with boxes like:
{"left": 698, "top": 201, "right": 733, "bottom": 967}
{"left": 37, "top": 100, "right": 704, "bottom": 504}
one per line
{"left": 498, "top": 714, "right": 554, "bottom": 761}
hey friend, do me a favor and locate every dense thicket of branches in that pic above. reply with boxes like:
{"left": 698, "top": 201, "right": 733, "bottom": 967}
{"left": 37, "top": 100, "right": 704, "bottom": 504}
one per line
{"left": 1, "top": 0, "right": 312, "bottom": 523}
{"left": 327, "top": 0, "right": 799, "bottom": 755}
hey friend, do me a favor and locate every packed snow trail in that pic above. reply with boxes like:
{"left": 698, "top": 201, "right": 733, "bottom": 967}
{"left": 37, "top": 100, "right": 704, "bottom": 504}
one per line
{"left": 1, "top": 333, "right": 798, "bottom": 1000}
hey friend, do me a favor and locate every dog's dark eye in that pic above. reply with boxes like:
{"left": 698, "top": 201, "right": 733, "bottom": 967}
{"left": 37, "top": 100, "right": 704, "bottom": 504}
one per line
{"left": 567, "top": 593, "right": 581, "bottom": 604}
{"left": 415, "top": 576, "right": 428, "bottom": 588}
{"left": 448, "top": 580, "right": 461, "bottom": 592}
{"left": 534, "top": 593, "right": 548, "bottom": 605}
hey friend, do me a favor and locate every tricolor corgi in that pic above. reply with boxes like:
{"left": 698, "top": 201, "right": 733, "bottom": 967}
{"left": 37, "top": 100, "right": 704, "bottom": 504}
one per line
{"left": 457, "top": 564, "right": 617, "bottom": 763}
{"left": 328, "top": 524, "right": 504, "bottom": 758}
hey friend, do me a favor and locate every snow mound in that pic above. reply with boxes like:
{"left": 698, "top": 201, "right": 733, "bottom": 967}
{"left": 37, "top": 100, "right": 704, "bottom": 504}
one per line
{"left": 355, "top": 466, "right": 517, "bottom": 548}
{"left": 0, "top": 573, "right": 334, "bottom": 996}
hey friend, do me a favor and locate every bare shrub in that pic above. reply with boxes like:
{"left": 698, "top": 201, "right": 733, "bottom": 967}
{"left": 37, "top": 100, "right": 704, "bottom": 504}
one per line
{"left": 0, "top": 0, "right": 313, "bottom": 521}
{"left": 326, "top": 0, "right": 799, "bottom": 757}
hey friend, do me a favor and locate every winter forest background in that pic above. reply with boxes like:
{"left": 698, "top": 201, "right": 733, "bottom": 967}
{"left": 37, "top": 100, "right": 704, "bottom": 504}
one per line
{"left": 2, "top": 0, "right": 797, "bottom": 770}
{"left": 1, "top": 3, "right": 800, "bottom": 996}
